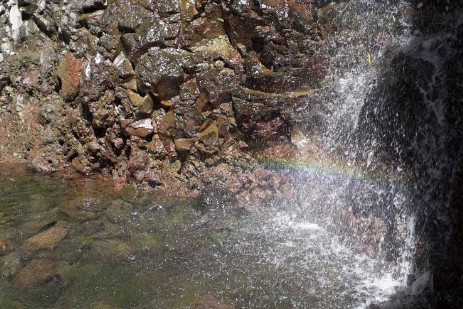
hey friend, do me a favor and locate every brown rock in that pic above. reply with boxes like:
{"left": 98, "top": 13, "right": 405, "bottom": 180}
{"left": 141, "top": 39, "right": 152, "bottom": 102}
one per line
{"left": 139, "top": 95, "right": 155, "bottom": 114}
{"left": 12, "top": 259, "right": 57, "bottom": 289}
{"left": 124, "top": 119, "right": 154, "bottom": 138}
{"left": 195, "top": 91, "right": 209, "bottom": 113}
{"left": 238, "top": 141, "right": 248, "bottom": 149}
{"left": 191, "top": 36, "right": 242, "bottom": 69}
{"left": 148, "top": 134, "right": 168, "bottom": 158}
{"left": 23, "top": 226, "right": 68, "bottom": 251}
{"left": 159, "top": 108, "right": 176, "bottom": 136}
{"left": 124, "top": 89, "right": 144, "bottom": 108}
{"left": 175, "top": 138, "right": 194, "bottom": 152}
{"left": 161, "top": 99, "right": 174, "bottom": 108}
{"left": 175, "top": 106, "right": 205, "bottom": 138}
{"left": 122, "top": 78, "right": 138, "bottom": 91}
{"left": 55, "top": 53, "right": 83, "bottom": 101}
{"left": 198, "top": 121, "right": 219, "bottom": 146}
{"left": 113, "top": 52, "right": 135, "bottom": 78}
{"left": 71, "top": 155, "right": 92, "bottom": 175}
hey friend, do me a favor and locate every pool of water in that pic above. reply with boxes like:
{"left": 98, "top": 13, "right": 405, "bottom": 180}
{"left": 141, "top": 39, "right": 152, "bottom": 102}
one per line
{"left": 0, "top": 166, "right": 399, "bottom": 308}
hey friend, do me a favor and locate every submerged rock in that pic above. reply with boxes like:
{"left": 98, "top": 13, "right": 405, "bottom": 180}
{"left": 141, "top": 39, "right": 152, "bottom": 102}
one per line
{"left": 104, "top": 199, "right": 132, "bottom": 224}
{"left": 12, "top": 259, "right": 58, "bottom": 289}
{"left": 23, "top": 226, "right": 68, "bottom": 251}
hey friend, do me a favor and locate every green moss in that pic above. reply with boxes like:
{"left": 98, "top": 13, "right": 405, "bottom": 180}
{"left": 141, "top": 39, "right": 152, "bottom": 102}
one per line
{"left": 12, "top": 51, "right": 40, "bottom": 68}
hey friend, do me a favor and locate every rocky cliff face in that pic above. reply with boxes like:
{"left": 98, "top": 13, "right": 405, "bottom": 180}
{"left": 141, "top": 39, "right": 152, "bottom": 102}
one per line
{"left": 0, "top": 0, "right": 339, "bottom": 192}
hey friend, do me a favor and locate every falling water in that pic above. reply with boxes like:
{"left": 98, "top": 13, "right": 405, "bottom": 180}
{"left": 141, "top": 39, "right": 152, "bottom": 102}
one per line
{"left": 281, "top": 0, "right": 463, "bottom": 305}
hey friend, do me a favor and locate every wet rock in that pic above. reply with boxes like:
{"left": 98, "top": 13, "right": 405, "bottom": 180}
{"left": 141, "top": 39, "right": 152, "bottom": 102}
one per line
{"left": 23, "top": 226, "right": 68, "bottom": 251}
{"left": 196, "top": 121, "right": 219, "bottom": 154}
{"left": 123, "top": 88, "right": 144, "bottom": 108}
{"left": 175, "top": 106, "right": 205, "bottom": 138}
{"left": 175, "top": 138, "right": 194, "bottom": 152}
{"left": 136, "top": 49, "right": 185, "bottom": 100}
{"left": 99, "top": 33, "right": 121, "bottom": 54}
{"left": 55, "top": 53, "right": 84, "bottom": 102}
{"left": 196, "top": 63, "right": 238, "bottom": 108}
{"left": 119, "top": 89, "right": 154, "bottom": 115}
{"left": 191, "top": 36, "right": 242, "bottom": 70}
{"left": 232, "top": 87, "right": 314, "bottom": 142}
{"left": 122, "top": 18, "right": 178, "bottom": 61}
{"left": 12, "top": 259, "right": 58, "bottom": 289}
{"left": 148, "top": 134, "right": 168, "bottom": 158}
{"left": 112, "top": 1, "right": 150, "bottom": 33}
{"left": 158, "top": 107, "right": 176, "bottom": 137}
{"left": 124, "top": 118, "right": 154, "bottom": 138}
{"left": 179, "top": 77, "right": 200, "bottom": 102}
{"left": 127, "top": 146, "right": 150, "bottom": 177}
{"left": 0, "top": 0, "right": 336, "bottom": 201}
{"left": 112, "top": 52, "right": 135, "bottom": 78}
{"left": 79, "top": 10, "right": 106, "bottom": 36}
{"left": 80, "top": 57, "right": 118, "bottom": 102}
{"left": 139, "top": 94, "right": 155, "bottom": 115}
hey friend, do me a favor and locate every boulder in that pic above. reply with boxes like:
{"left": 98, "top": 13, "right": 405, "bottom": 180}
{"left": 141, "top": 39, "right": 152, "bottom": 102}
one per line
{"left": 136, "top": 49, "right": 185, "bottom": 100}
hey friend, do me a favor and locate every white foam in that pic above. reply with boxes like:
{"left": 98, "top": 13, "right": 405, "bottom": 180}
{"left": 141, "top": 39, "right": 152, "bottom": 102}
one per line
{"left": 291, "top": 222, "right": 325, "bottom": 231}
{"left": 354, "top": 273, "right": 401, "bottom": 308}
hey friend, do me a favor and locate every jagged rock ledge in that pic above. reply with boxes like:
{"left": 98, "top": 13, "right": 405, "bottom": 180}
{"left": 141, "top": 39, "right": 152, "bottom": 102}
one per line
{"left": 0, "top": 0, "right": 342, "bottom": 196}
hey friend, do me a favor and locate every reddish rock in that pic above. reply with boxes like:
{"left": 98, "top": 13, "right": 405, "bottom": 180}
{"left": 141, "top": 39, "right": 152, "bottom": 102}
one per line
{"left": 55, "top": 53, "right": 83, "bottom": 101}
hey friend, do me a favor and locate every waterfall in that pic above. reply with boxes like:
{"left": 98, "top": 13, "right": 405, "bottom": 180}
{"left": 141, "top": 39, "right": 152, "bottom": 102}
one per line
{"left": 291, "top": 2, "right": 463, "bottom": 304}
